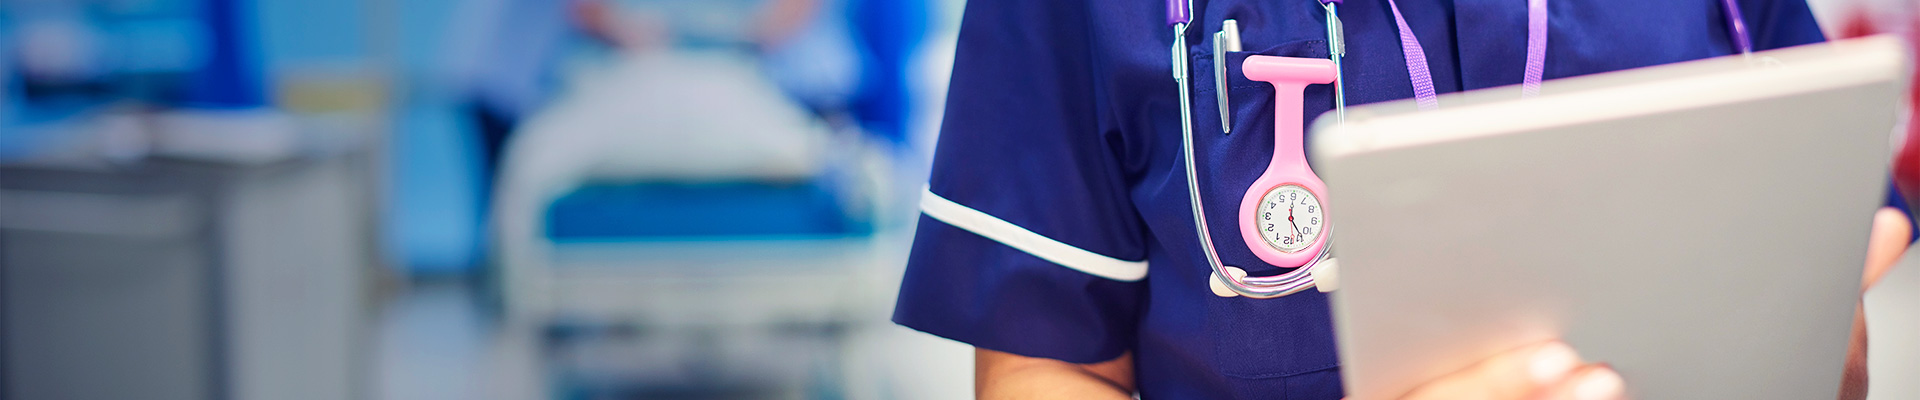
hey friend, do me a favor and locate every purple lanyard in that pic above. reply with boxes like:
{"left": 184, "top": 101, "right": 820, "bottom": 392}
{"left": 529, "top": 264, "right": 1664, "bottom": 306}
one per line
{"left": 1385, "top": 0, "right": 1550, "bottom": 108}
{"left": 1522, "top": 0, "right": 1549, "bottom": 96}
{"left": 1388, "top": 0, "right": 1754, "bottom": 105}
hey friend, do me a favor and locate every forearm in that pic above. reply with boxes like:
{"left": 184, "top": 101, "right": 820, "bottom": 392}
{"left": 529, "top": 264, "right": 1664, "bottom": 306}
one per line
{"left": 976, "top": 348, "right": 1135, "bottom": 399}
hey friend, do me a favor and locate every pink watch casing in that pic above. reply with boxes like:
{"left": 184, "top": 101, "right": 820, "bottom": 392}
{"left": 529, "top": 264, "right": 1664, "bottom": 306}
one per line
{"left": 1239, "top": 55, "right": 1337, "bottom": 268}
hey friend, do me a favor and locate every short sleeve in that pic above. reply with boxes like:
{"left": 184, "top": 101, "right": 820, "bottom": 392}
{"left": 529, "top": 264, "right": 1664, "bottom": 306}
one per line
{"left": 890, "top": 0, "right": 1150, "bottom": 364}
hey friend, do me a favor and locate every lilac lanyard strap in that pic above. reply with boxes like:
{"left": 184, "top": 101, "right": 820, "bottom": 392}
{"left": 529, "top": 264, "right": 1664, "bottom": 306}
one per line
{"left": 1384, "top": 0, "right": 1551, "bottom": 108}
{"left": 1387, "top": 0, "right": 1752, "bottom": 105}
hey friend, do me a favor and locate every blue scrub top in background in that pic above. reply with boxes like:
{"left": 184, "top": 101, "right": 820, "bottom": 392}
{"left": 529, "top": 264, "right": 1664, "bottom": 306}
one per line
{"left": 894, "top": 0, "right": 1827, "bottom": 398}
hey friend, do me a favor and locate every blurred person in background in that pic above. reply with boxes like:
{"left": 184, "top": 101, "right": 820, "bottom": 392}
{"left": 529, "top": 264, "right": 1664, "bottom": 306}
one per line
{"left": 464, "top": 9, "right": 937, "bottom": 373}
{"left": 447, "top": 0, "right": 648, "bottom": 240}
{"left": 891, "top": 0, "right": 1910, "bottom": 399}
{"left": 450, "top": 0, "right": 923, "bottom": 256}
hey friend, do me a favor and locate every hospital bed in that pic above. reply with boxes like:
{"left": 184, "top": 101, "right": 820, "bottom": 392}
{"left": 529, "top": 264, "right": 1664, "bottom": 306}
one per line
{"left": 485, "top": 49, "right": 915, "bottom": 398}
{"left": 490, "top": 48, "right": 906, "bottom": 319}
{"left": 480, "top": 0, "right": 947, "bottom": 392}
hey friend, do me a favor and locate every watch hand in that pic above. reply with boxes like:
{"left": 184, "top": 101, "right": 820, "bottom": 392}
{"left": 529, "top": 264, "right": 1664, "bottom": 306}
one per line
{"left": 1288, "top": 207, "right": 1302, "bottom": 236}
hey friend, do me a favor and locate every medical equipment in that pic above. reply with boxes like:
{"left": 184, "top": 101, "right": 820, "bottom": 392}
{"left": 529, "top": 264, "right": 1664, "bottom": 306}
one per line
{"left": 1174, "top": 0, "right": 1766, "bottom": 298}
{"left": 491, "top": 50, "right": 876, "bottom": 318}
{"left": 1173, "top": 0, "right": 1343, "bottom": 299}
{"left": 1320, "top": 36, "right": 1906, "bottom": 399}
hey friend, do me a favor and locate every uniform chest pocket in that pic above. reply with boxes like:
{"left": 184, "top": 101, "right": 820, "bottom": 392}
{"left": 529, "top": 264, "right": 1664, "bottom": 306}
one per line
{"left": 1195, "top": 41, "right": 1345, "bottom": 395}
{"left": 1206, "top": 289, "right": 1343, "bottom": 385}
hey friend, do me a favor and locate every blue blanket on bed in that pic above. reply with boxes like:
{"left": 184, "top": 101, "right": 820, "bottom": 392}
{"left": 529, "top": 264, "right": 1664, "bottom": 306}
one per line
{"left": 545, "top": 181, "right": 866, "bottom": 241}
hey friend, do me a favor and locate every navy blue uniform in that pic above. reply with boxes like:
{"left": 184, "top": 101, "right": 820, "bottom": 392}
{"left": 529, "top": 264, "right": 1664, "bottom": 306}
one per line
{"left": 894, "top": 0, "right": 1828, "bottom": 398}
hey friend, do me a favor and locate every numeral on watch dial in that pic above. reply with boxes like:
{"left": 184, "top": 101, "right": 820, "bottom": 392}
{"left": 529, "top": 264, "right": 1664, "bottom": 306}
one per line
{"left": 1255, "top": 184, "right": 1323, "bottom": 253}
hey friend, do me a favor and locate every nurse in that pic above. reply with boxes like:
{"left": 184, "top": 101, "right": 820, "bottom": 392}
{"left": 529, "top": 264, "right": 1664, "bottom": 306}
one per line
{"left": 893, "top": 0, "right": 1903, "bottom": 399}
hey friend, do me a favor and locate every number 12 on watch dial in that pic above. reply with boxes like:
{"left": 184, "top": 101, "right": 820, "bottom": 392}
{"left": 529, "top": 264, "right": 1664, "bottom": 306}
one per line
{"left": 1258, "top": 184, "right": 1323, "bottom": 253}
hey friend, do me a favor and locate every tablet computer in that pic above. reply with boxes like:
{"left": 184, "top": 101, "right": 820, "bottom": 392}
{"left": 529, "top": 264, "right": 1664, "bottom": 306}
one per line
{"left": 1311, "top": 36, "right": 1909, "bottom": 400}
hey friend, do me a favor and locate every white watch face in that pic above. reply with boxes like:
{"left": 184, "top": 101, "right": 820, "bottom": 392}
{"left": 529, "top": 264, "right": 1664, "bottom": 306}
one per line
{"left": 1258, "top": 184, "right": 1324, "bottom": 253}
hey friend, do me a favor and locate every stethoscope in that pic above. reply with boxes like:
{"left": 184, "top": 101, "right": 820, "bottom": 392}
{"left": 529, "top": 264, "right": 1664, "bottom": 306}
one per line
{"left": 1169, "top": 0, "right": 1759, "bottom": 298}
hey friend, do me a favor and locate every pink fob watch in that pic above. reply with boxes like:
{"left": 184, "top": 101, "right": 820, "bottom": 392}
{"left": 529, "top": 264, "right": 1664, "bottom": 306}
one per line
{"left": 1239, "top": 55, "right": 1337, "bottom": 268}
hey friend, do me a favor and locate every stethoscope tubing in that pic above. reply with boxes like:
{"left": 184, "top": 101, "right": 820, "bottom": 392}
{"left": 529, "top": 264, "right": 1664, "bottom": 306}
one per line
{"left": 1175, "top": 0, "right": 1751, "bottom": 298}
{"left": 1173, "top": 0, "right": 1337, "bottom": 298}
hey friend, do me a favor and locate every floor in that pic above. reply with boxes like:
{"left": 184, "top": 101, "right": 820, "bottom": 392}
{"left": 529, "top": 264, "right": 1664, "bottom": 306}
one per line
{"left": 372, "top": 251, "right": 1920, "bottom": 400}
{"left": 370, "top": 280, "right": 974, "bottom": 400}
{"left": 372, "top": 282, "right": 543, "bottom": 400}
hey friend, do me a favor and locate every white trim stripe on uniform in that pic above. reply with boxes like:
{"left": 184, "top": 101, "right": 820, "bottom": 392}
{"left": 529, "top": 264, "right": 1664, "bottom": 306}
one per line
{"left": 919, "top": 187, "right": 1150, "bottom": 282}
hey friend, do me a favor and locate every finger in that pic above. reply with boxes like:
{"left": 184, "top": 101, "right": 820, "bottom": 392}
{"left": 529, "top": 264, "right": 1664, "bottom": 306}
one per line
{"left": 1863, "top": 207, "right": 1910, "bottom": 291}
{"left": 1401, "top": 341, "right": 1585, "bottom": 400}
{"left": 1839, "top": 302, "right": 1869, "bottom": 400}
{"left": 1533, "top": 364, "right": 1626, "bottom": 400}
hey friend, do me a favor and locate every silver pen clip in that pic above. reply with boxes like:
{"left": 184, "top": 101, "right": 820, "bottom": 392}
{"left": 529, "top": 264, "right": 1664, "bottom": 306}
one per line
{"left": 1213, "top": 20, "right": 1241, "bottom": 134}
{"left": 1325, "top": 3, "right": 1346, "bottom": 124}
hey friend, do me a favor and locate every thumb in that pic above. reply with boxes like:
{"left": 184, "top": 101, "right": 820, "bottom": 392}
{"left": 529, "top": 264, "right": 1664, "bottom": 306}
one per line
{"left": 1535, "top": 364, "right": 1628, "bottom": 400}
{"left": 1863, "top": 207, "right": 1910, "bottom": 291}
{"left": 1402, "top": 341, "right": 1605, "bottom": 400}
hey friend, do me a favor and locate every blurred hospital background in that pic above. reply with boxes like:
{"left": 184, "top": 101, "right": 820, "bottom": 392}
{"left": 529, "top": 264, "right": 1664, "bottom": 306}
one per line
{"left": 0, "top": 0, "right": 1915, "bottom": 399}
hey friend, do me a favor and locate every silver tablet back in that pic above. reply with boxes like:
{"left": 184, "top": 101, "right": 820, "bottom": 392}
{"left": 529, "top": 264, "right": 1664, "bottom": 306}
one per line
{"left": 1312, "top": 36, "right": 1909, "bottom": 400}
